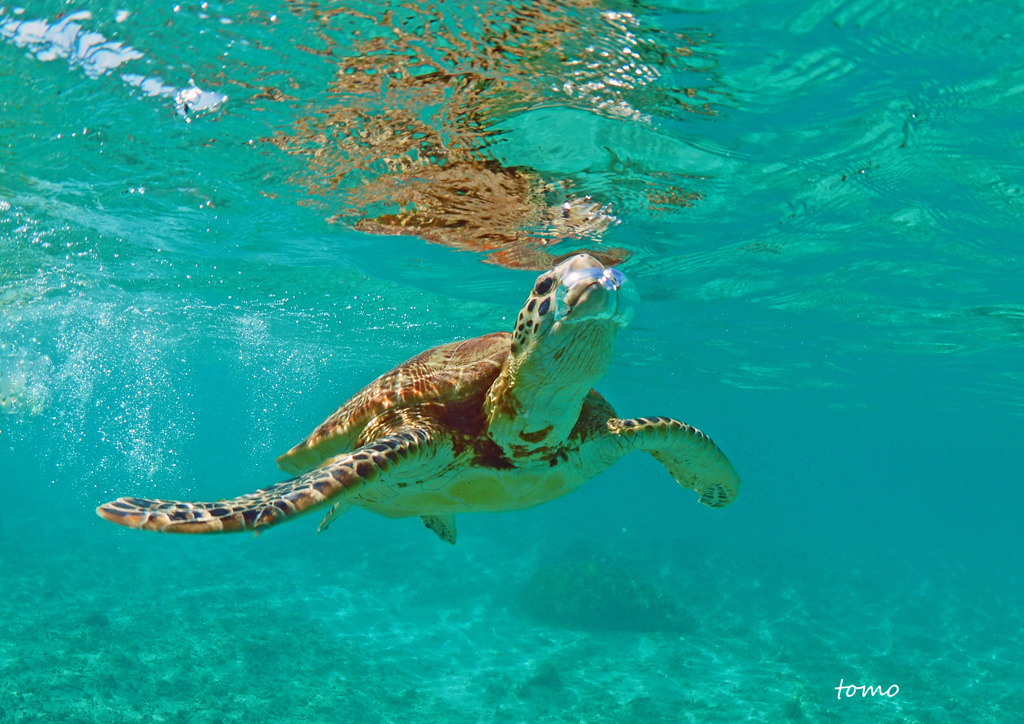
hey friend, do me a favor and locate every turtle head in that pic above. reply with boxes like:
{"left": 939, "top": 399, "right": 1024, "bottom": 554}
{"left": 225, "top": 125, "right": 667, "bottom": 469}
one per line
{"left": 511, "top": 253, "right": 631, "bottom": 366}
{"left": 486, "top": 254, "right": 632, "bottom": 455}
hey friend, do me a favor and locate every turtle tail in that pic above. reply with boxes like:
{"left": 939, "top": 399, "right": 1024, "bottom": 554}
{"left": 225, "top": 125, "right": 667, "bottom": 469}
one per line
{"left": 96, "top": 466, "right": 361, "bottom": 535}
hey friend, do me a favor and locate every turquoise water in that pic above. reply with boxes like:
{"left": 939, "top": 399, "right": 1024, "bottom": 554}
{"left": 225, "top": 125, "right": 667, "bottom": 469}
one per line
{"left": 2, "top": 0, "right": 1023, "bottom": 721}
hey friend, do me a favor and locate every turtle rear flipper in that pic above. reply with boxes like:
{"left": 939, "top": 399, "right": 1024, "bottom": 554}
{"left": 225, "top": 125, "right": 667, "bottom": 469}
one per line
{"left": 421, "top": 513, "right": 457, "bottom": 544}
{"left": 96, "top": 426, "right": 447, "bottom": 535}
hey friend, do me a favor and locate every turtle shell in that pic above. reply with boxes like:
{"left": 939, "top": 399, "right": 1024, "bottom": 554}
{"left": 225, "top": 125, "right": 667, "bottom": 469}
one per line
{"left": 276, "top": 332, "right": 510, "bottom": 475}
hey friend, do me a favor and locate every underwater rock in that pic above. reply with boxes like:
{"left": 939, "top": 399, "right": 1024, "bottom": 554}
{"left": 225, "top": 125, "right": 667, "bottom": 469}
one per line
{"left": 519, "top": 553, "right": 694, "bottom": 633}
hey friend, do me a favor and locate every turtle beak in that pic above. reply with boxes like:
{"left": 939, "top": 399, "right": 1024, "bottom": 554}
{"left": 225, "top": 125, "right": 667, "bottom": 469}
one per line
{"left": 563, "top": 266, "right": 625, "bottom": 306}
{"left": 554, "top": 255, "right": 631, "bottom": 325}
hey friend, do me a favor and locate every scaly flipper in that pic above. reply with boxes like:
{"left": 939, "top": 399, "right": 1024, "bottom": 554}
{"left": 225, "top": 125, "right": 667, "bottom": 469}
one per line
{"left": 607, "top": 417, "right": 740, "bottom": 508}
{"left": 421, "top": 513, "right": 457, "bottom": 544}
{"left": 96, "top": 427, "right": 445, "bottom": 535}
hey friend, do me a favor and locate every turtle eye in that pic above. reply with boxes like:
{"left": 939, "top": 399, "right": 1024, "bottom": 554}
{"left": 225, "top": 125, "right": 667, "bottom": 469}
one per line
{"left": 533, "top": 277, "right": 554, "bottom": 296}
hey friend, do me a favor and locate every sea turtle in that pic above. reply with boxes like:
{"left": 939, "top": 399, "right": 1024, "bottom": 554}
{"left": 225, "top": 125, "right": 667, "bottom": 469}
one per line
{"left": 96, "top": 254, "right": 740, "bottom": 543}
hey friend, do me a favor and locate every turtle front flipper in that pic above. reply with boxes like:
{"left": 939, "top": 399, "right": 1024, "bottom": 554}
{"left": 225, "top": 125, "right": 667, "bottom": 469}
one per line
{"left": 96, "top": 426, "right": 447, "bottom": 535}
{"left": 607, "top": 417, "right": 740, "bottom": 508}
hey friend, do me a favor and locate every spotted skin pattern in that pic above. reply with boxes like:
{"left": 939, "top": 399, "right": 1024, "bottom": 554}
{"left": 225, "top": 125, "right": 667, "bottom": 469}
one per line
{"left": 96, "top": 255, "right": 740, "bottom": 542}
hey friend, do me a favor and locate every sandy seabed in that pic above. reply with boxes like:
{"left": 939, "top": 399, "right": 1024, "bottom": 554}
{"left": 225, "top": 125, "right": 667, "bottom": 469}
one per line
{"left": 1, "top": 519, "right": 1019, "bottom": 724}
